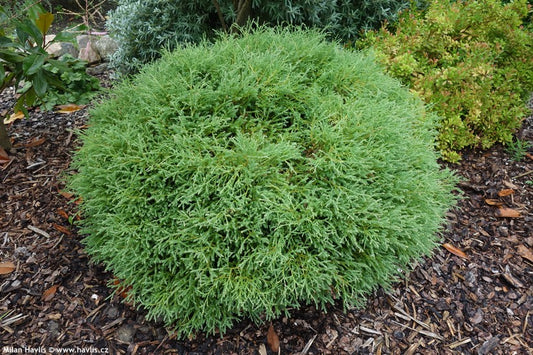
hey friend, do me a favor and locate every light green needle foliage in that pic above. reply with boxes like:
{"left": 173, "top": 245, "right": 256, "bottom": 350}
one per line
{"left": 69, "top": 27, "right": 458, "bottom": 338}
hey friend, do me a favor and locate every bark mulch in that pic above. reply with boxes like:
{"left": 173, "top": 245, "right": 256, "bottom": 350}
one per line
{"left": 0, "top": 77, "right": 532, "bottom": 354}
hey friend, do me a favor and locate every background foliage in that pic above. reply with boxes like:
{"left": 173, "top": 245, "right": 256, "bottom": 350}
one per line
{"left": 358, "top": 0, "right": 533, "bottom": 162}
{"left": 69, "top": 28, "right": 457, "bottom": 337}
{"left": 106, "top": 0, "right": 418, "bottom": 74}
{"left": 0, "top": 2, "right": 99, "bottom": 150}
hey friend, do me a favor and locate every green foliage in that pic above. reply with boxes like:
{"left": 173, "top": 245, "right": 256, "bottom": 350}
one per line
{"left": 68, "top": 28, "right": 458, "bottom": 338}
{"left": 107, "top": 0, "right": 417, "bottom": 74}
{"left": 505, "top": 138, "right": 531, "bottom": 161}
{"left": 358, "top": 0, "right": 533, "bottom": 162}
{"left": 40, "top": 54, "right": 101, "bottom": 111}
{"left": 0, "top": 3, "right": 99, "bottom": 115}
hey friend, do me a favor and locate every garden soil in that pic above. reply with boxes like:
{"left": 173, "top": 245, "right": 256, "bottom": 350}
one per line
{"left": 0, "top": 74, "right": 532, "bottom": 354}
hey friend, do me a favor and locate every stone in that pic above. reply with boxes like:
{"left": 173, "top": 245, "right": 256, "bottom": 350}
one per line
{"left": 14, "top": 246, "right": 30, "bottom": 258}
{"left": 78, "top": 40, "right": 101, "bottom": 64}
{"left": 106, "top": 305, "right": 120, "bottom": 319}
{"left": 478, "top": 336, "right": 500, "bottom": 355}
{"left": 115, "top": 324, "right": 136, "bottom": 343}
{"left": 76, "top": 35, "right": 90, "bottom": 49}
{"left": 48, "top": 320, "right": 60, "bottom": 338}
{"left": 86, "top": 63, "right": 109, "bottom": 76}
{"left": 52, "top": 43, "right": 78, "bottom": 58}
{"left": 76, "top": 35, "right": 101, "bottom": 64}
{"left": 45, "top": 35, "right": 78, "bottom": 58}
{"left": 94, "top": 35, "right": 118, "bottom": 61}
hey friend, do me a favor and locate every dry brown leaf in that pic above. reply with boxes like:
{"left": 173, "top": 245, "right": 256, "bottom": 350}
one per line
{"left": 113, "top": 278, "right": 132, "bottom": 299}
{"left": 0, "top": 147, "right": 9, "bottom": 164}
{"left": 442, "top": 243, "right": 468, "bottom": 259}
{"left": 58, "top": 189, "right": 82, "bottom": 204}
{"left": 526, "top": 153, "right": 533, "bottom": 161}
{"left": 496, "top": 207, "right": 521, "bottom": 218}
{"left": 56, "top": 103, "right": 85, "bottom": 114}
{"left": 42, "top": 285, "right": 58, "bottom": 302}
{"left": 484, "top": 199, "right": 503, "bottom": 206}
{"left": 24, "top": 137, "right": 46, "bottom": 148}
{"left": 498, "top": 189, "right": 514, "bottom": 197}
{"left": 58, "top": 189, "right": 74, "bottom": 199}
{"left": 56, "top": 208, "right": 69, "bottom": 220}
{"left": 3, "top": 111, "right": 24, "bottom": 124}
{"left": 0, "top": 261, "right": 16, "bottom": 275}
{"left": 267, "top": 324, "right": 280, "bottom": 353}
{"left": 52, "top": 223, "right": 71, "bottom": 235}
{"left": 517, "top": 244, "right": 533, "bottom": 263}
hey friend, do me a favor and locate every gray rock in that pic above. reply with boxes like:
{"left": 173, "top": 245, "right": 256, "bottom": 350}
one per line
{"left": 86, "top": 63, "right": 109, "bottom": 76}
{"left": 79, "top": 40, "right": 101, "bottom": 64}
{"left": 14, "top": 246, "right": 30, "bottom": 258}
{"left": 76, "top": 35, "right": 90, "bottom": 50}
{"left": 58, "top": 43, "right": 78, "bottom": 58}
{"left": 478, "top": 336, "right": 500, "bottom": 355}
{"left": 76, "top": 35, "right": 101, "bottom": 64}
{"left": 106, "top": 305, "right": 120, "bottom": 319}
{"left": 116, "top": 324, "right": 136, "bottom": 343}
{"left": 94, "top": 35, "right": 118, "bottom": 61}
{"left": 48, "top": 320, "right": 60, "bottom": 338}
{"left": 46, "top": 34, "right": 78, "bottom": 58}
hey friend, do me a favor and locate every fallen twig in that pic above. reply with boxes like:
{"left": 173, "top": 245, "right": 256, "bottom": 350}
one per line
{"left": 513, "top": 170, "right": 533, "bottom": 179}
{"left": 300, "top": 334, "right": 317, "bottom": 355}
{"left": 27, "top": 225, "right": 50, "bottom": 238}
{"left": 389, "top": 319, "right": 444, "bottom": 341}
{"left": 447, "top": 337, "right": 472, "bottom": 349}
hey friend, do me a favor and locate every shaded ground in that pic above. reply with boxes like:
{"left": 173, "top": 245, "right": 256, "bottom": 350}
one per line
{"left": 0, "top": 77, "right": 532, "bottom": 354}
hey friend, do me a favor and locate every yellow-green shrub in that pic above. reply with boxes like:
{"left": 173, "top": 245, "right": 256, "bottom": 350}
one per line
{"left": 359, "top": 0, "right": 533, "bottom": 162}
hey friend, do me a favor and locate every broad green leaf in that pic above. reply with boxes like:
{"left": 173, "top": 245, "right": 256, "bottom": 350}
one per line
{"left": 52, "top": 31, "right": 76, "bottom": 43}
{"left": 0, "top": 6, "right": 7, "bottom": 30}
{"left": 52, "top": 24, "right": 87, "bottom": 45}
{"left": 43, "top": 71, "right": 65, "bottom": 90}
{"left": 35, "top": 12, "right": 54, "bottom": 36}
{"left": 0, "top": 49, "right": 24, "bottom": 63}
{"left": 47, "top": 58, "right": 69, "bottom": 72}
{"left": 14, "top": 94, "right": 31, "bottom": 117}
{"left": 24, "top": 86, "right": 37, "bottom": 106}
{"left": 27, "top": 3, "right": 46, "bottom": 23}
{"left": 0, "top": 64, "right": 4, "bottom": 83}
{"left": 16, "top": 21, "right": 43, "bottom": 47}
{"left": 32, "top": 70, "right": 48, "bottom": 97}
{"left": 16, "top": 26, "right": 30, "bottom": 46}
{"left": 23, "top": 53, "right": 46, "bottom": 75}
{"left": 0, "top": 36, "right": 14, "bottom": 47}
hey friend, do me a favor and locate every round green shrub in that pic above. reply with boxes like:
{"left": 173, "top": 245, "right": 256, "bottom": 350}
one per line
{"left": 69, "top": 28, "right": 457, "bottom": 338}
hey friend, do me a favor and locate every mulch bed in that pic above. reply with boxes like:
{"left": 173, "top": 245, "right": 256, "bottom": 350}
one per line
{"left": 0, "top": 73, "right": 532, "bottom": 354}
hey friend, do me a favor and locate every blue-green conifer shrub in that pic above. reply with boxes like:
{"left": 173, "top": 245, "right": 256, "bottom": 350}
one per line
{"left": 69, "top": 28, "right": 457, "bottom": 338}
{"left": 107, "top": 0, "right": 417, "bottom": 74}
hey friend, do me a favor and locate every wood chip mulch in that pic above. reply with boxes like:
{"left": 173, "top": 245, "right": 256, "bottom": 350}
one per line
{"left": 1, "top": 78, "right": 532, "bottom": 354}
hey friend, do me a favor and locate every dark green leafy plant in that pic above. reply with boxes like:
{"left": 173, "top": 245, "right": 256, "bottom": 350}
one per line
{"left": 69, "top": 28, "right": 458, "bottom": 338}
{"left": 505, "top": 138, "right": 532, "bottom": 161}
{"left": 107, "top": 0, "right": 418, "bottom": 74}
{"left": 358, "top": 0, "right": 533, "bottom": 162}
{"left": 0, "top": 2, "right": 99, "bottom": 150}
{"left": 40, "top": 54, "right": 101, "bottom": 111}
